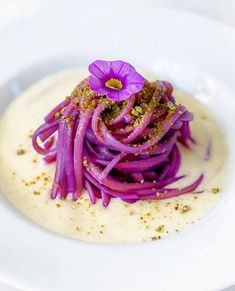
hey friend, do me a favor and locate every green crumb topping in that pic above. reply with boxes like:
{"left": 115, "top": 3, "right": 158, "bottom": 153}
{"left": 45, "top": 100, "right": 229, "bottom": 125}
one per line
{"left": 81, "top": 83, "right": 92, "bottom": 97}
{"left": 83, "top": 157, "right": 88, "bottom": 167}
{"left": 102, "top": 100, "right": 127, "bottom": 124}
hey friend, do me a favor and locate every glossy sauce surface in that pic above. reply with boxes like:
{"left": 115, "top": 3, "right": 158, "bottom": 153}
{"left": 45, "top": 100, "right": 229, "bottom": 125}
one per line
{"left": 0, "top": 69, "right": 228, "bottom": 243}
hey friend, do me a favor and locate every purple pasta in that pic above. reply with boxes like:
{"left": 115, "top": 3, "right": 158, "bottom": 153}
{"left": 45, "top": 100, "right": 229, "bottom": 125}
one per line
{"left": 32, "top": 60, "right": 203, "bottom": 207}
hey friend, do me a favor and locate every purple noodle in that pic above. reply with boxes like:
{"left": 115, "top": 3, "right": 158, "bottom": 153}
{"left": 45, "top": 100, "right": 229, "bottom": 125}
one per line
{"left": 32, "top": 79, "right": 203, "bottom": 206}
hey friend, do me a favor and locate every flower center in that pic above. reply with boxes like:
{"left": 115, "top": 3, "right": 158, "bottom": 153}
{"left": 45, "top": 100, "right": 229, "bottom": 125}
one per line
{"left": 105, "top": 78, "right": 123, "bottom": 91}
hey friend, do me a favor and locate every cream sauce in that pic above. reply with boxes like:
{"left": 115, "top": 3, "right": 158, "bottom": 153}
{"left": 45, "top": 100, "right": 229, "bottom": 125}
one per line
{"left": 0, "top": 69, "right": 229, "bottom": 244}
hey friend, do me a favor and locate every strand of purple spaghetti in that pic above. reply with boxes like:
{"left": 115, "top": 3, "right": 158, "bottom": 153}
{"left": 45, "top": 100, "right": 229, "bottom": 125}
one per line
{"left": 32, "top": 80, "right": 203, "bottom": 207}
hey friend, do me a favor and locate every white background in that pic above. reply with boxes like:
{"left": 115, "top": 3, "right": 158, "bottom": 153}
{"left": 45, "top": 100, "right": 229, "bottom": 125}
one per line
{"left": 0, "top": 0, "right": 234, "bottom": 290}
{"left": 0, "top": 0, "right": 235, "bottom": 29}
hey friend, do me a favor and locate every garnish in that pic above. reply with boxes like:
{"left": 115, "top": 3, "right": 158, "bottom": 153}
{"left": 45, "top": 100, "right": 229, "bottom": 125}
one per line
{"left": 211, "top": 187, "right": 220, "bottom": 194}
{"left": 17, "top": 149, "right": 26, "bottom": 155}
{"left": 88, "top": 60, "right": 145, "bottom": 101}
{"left": 180, "top": 205, "right": 191, "bottom": 214}
{"left": 32, "top": 60, "right": 203, "bottom": 207}
{"left": 156, "top": 225, "right": 165, "bottom": 233}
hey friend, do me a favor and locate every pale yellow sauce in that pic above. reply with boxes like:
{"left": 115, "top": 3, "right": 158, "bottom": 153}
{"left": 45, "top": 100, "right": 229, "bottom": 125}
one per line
{"left": 0, "top": 69, "right": 228, "bottom": 244}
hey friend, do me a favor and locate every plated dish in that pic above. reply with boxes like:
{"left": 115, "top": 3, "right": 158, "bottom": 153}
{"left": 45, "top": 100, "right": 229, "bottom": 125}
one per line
{"left": 0, "top": 60, "right": 228, "bottom": 243}
{"left": 1, "top": 5, "right": 235, "bottom": 291}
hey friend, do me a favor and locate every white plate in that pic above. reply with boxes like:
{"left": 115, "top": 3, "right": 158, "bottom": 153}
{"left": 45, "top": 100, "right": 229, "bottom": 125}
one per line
{"left": 0, "top": 2, "right": 235, "bottom": 291}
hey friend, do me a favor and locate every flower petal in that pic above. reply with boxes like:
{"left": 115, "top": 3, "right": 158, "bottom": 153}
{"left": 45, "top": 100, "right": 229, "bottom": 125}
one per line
{"left": 123, "top": 74, "right": 144, "bottom": 94}
{"left": 88, "top": 76, "right": 108, "bottom": 95}
{"left": 124, "top": 72, "right": 145, "bottom": 85}
{"left": 117, "top": 62, "right": 136, "bottom": 77}
{"left": 88, "top": 60, "right": 112, "bottom": 79}
{"left": 107, "top": 89, "right": 133, "bottom": 102}
{"left": 110, "top": 60, "right": 126, "bottom": 76}
{"left": 124, "top": 84, "right": 143, "bottom": 95}
{"left": 88, "top": 60, "right": 145, "bottom": 100}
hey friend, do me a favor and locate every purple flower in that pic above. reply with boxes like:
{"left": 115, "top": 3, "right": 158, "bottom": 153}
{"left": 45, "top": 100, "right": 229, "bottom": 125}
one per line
{"left": 88, "top": 60, "right": 144, "bottom": 101}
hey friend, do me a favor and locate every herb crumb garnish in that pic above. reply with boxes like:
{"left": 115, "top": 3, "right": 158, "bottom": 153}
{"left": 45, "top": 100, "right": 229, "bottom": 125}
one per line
{"left": 33, "top": 191, "right": 40, "bottom": 196}
{"left": 82, "top": 157, "right": 88, "bottom": 166}
{"left": 156, "top": 225, "right": 165, "bottom": 233}
{"left": 28, "top": 130, "right": 33, "bottom": 138}
{"left": 211, "top": 187, "right": 220, "bottom": 194}
{"left": 56, "top": 203, "right": 61, "bottom": 208}
{"left": 151, "top": 236, "right": 161, "bottom": 241}
{"left": 167, "top": 101, "right": 176, "bottom": 110}
{"left": 174, "top": 203, "right": 179, "bottom": 210}
{"left": 180, "top": 205, "right": 191, "bottom": 214}
{"left": 17, "top": 149, "right": 26, "bottom": 155}
{"left": 55, "top": 112, "right": 60, "bottom": 119}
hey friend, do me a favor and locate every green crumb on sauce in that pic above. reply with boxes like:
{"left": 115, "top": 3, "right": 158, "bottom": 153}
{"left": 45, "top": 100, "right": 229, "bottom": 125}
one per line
{"left": 156, "top": 225, "right": 165, "bottom": 233}
{"left": 211, "top": 188, "right": 220, "bottom": 194}
{"left": 16, "top": 149, "right": 26, "bottom": 155}
{"left": 180, "top": 205, "right": 191, "bottom": 214}
{"left": 151, "top": 236, "right": 161, "bottom": 241}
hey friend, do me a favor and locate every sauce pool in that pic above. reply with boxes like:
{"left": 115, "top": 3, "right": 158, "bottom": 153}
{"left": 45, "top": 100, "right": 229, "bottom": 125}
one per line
{"left": 0, "top": 69, "right": 229, "bottom": 243}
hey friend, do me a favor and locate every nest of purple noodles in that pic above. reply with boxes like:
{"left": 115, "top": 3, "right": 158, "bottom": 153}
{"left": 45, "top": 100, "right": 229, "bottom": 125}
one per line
{"left": 32, "top": 79, "right": 203, "bottom": 206}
